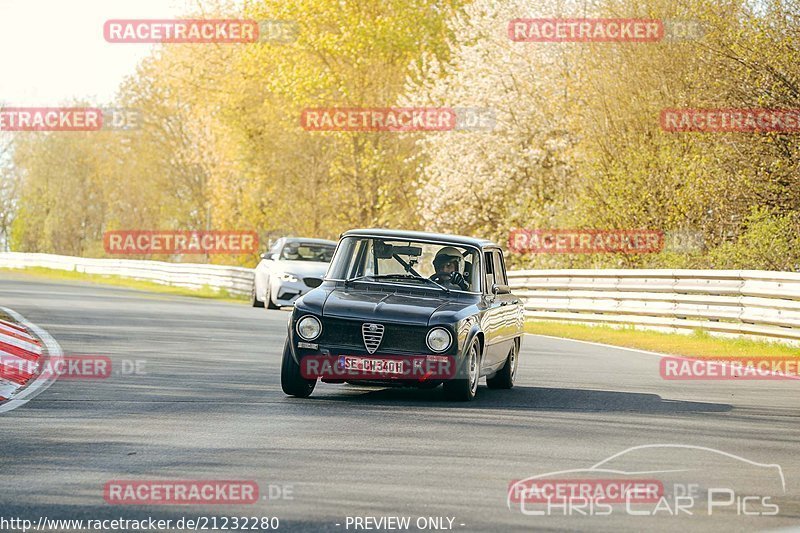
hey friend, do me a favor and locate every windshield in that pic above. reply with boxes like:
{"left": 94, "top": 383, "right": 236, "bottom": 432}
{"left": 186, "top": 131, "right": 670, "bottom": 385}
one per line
{"left": 280, "top": 242, "right": 335, "bottom": 262}
{"left": 327, "top": 236, "right": 481, "bottom": 292}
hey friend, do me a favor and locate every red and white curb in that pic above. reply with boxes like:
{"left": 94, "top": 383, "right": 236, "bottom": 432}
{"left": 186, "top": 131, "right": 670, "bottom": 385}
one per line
{"left": 0, "top": 306, "right": 63, "bottom": 413}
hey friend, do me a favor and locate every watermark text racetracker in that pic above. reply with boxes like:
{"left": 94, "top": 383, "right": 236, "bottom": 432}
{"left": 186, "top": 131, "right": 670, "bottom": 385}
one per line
{"left": 301, "top": 107, "right": 495, "bottom": 132}
{"left": 508, "top": 228, "right": 704, "bottom": 254}
{"left": 300, "top": 354, "right": 457, "bottom": 381}
{"left": 104, "top": 19, "right": 298, "bottom": 44}
{"left": 508, "top": 18, "right": 705, "bottom": 42}
{"left": 1, "top": 354, "right": 145, "bottom": 384}
{"left": 660, "top": 356, "right": 800, "bottom": 380}
{"left": 105, "top": 480, "right": 259, "bottom": 505}
{"left": 661, "top": 108, "right": 800, "bottom": 133}
{"left": 508, "top": 229, "right": 664, "bottom": 254}
{"left": 103, "top": 230, "right": 258, "bottom": 255}
{"left": 509, "top": 18, "right": 663, "bottom": 42}
{"left": 0, "top": 107, "right": 141, "bottom": 131}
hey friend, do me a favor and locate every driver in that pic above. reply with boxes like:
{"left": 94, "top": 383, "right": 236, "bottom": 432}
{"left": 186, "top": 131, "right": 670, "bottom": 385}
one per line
{"left": 430, "top": 247, "right": 468, "bottom": 290}
{"left": 282, "top": 244, "right": 300, "bottom": 260}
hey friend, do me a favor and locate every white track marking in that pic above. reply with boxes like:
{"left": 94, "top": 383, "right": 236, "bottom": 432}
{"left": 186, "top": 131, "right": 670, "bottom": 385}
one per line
{"left": 525, "top": 333, "right": 800, "bottom": 379}
{"left": 0, "top": 307, "right": 63, "bottom": 413}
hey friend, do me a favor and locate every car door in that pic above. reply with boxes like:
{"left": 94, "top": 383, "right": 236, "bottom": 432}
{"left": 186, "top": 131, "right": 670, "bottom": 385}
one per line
{"left": 479, "top": 250, "right": 507, "bottom": 371}
{"left": 492, "top": 249, "right": 523, "bottom": 351}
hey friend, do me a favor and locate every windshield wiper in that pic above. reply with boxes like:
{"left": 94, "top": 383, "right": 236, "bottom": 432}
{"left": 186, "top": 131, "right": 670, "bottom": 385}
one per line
{"left": 344, "top": 274, "right": 413, "bottom": 285}
{"left": 343, "top": 274, "right": 374, "bottom": 285}
{"left": 343, "top": 273, "right": 450, "bottom": 293}
{"left": 379, "top": 273, "right": 450, "bottom": 293}
{"left": 419, "top": 276, "right": 450, "bottom": 293}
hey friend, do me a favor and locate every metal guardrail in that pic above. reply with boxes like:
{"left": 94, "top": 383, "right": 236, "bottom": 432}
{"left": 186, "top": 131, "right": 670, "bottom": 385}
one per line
{"left": 508, "top": 269, "right": 800, "bottom": 343}
{"left": 2, "top": 253, "right": 800, "bottom": 343}
{"left": 0, "top": 252, "right": 254, "bottom": 297}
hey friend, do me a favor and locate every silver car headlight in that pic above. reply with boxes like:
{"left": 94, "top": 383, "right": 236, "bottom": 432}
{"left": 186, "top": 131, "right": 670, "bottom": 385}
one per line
{"left": 279, "top": 272, "right": 299, "bottom": 283}
{"left": 296, "top": 315, "right": 322, "bottom": 341}
{"left": 426, "top": 327, "right": 452, "bottom": 353}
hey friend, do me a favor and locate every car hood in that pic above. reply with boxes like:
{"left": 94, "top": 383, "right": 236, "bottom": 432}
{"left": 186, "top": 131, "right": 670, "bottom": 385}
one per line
{"left": 322, "top": 288, "right": 452, "bottom": 326}
{"left": 273, "top": 260, "right": 329, "bottom": 277}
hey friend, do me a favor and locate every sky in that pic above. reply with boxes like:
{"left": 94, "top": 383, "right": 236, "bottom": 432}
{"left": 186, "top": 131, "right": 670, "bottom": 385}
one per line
{"left": 0, "top": 0, "right": 194, "bottom": 106}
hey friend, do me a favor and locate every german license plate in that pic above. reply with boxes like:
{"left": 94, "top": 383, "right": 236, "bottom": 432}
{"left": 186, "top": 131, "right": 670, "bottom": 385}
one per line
{"left": 339, "top": 356, "right": 404, "bottom": 374}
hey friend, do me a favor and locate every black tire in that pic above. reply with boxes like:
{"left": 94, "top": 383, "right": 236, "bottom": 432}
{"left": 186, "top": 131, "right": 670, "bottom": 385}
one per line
{"left": 251, "top": 284, "right": 265, "bottom": 308}
{"left": 265, "top": 279, "right": 280, "bottom": 309}
{"left": 281, "top": 340, "right": 316, "bottom": 397}
{"left": 443, "top": 338, "right": 480, "bottom": 401}
{"left": 486, "top": 340, "right": 518, "bottom": 389}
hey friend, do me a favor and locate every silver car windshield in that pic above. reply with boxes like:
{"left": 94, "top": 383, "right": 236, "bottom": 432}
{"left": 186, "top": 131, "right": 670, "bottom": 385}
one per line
{"left": 280, "top": 243, "right": 335, "bottom": 262}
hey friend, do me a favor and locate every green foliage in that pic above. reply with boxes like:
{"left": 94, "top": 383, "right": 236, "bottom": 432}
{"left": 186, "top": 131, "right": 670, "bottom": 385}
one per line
{"left": 5, "top": 0, "right": 800, "bottom": 274}
{"left": 707, "top": 207, "right": 800, "bottom": 270}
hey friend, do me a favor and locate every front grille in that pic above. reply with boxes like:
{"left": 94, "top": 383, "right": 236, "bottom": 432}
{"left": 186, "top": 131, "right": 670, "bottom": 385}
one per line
{"left": 303, "top": 277, "right": 322, "bottom": 288}
{"left": 319, "top": 318, "right": 430, "bottom": 354}
{"left": 361, "top": 323, "right": 384, "bottom": 353}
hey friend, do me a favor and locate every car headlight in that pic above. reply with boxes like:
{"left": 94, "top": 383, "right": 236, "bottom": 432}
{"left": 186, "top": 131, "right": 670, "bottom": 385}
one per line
{"left": 426, "top": 327, "right": 452, "bottom": 353}
{"left": 296, "top": 315, "right": 322, "bottom": 341}
{"left": 278, "top": 272, "right": 299, "bottom": 283}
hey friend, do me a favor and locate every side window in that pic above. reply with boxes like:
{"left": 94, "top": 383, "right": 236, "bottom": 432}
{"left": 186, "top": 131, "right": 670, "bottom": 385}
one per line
{"left": 484, "top": 251, "right": 495, "bottom": 293}
{"left": 493, "top": 251, "right": 508, "bottom": 285}
{"left": 349, "top": 239, "right": 372, "bottom": 278}
{"left": 362, "top": 240, "right": 377, "bottom": 276}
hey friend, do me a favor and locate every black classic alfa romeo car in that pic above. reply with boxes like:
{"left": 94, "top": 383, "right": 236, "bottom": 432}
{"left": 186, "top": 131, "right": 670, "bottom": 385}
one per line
{"left": 280, "top": 229, "right": 524, "bottom": 401}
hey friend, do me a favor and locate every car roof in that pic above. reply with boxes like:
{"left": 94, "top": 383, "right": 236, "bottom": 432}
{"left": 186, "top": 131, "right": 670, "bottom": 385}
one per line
{"left": 283, "top": 237, "right": 338, "bottom": 246}
{"left": 341, "top": 228, "right": 498, "bottom": 249}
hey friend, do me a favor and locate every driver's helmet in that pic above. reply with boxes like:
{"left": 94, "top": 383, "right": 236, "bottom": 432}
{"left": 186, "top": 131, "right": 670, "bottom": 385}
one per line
{"left": 283, "top": 244, "right": 300, "bottom": 260}
{"left": 433, "top": 246, "right": 463, "bottom": 272}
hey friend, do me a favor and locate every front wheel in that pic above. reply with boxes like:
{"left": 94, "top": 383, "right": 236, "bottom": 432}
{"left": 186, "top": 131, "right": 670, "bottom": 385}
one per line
{"left": 443, "top": 338, "right": 480, "bottom": 401}
{"left": 281, "top": 340, "right": 316, "bottom": 397}
{"left": 486, "top": 341, "right": 518, "bottom": 389}
{"left": 265, "top": 279, "right": 280, "bottom": 309}
{"left": 251, "top": 283, "right": 265, "bottom": 308}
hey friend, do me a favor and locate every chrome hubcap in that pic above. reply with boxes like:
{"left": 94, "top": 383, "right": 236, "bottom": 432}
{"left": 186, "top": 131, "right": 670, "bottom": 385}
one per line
{"left": 468, "top": 345, "right": 478, "bottom": 393}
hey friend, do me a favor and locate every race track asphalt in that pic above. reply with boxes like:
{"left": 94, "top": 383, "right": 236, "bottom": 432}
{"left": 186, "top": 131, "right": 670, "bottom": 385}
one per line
{"left": 1, "top": 273, "right": 799, "bottom": 532}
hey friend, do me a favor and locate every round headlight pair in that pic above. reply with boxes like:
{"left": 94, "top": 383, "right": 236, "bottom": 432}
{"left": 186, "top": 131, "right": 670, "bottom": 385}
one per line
{"left": 296, "top": 315, "right": 322, "bottom": 340}
{"left": 426, "top": 327, "right": 452, "bottom": 353}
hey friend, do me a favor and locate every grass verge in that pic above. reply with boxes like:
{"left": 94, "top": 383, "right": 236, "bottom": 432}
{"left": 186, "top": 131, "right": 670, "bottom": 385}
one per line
{"left": 525, "top": 320, "right": 800, "bottom": 359}
{"left": 0, "top": 266, "right": 249, "bottom": 304}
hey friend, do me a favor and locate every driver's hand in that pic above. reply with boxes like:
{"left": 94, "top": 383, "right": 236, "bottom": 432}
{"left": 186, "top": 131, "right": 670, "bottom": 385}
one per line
{"left": 450, "top": 271, "right": 466, "bottom": 288}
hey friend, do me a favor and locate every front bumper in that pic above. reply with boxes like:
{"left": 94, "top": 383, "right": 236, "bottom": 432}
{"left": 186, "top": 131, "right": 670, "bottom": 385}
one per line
{"left": 271, "top": 278, "right": 310, "bottom": 305}
{"left": 287, "top": 327, "right": 467, "bottom": 382}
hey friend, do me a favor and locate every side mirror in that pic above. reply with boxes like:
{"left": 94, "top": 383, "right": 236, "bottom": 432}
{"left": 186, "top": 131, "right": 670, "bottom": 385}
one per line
{"left": 492, "top": 283, "right": 511, "bottom": 295}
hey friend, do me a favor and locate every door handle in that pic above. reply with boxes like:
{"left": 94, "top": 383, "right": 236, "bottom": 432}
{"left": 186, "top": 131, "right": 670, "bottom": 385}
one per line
{"left": 500, "top": 301, "right": 508, "bottom": 306}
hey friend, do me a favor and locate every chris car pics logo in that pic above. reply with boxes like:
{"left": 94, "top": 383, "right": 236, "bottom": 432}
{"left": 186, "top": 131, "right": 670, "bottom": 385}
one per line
{"left": 508, "top": 444, "right": 785, "bottom": 517}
